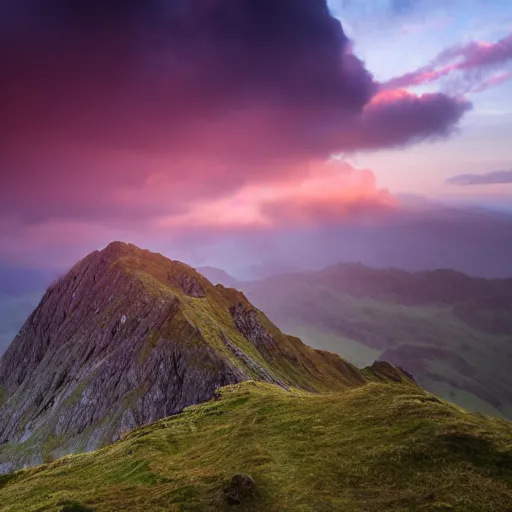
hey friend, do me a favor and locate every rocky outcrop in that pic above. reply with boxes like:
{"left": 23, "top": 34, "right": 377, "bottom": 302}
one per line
{"left": 223, "top": 474, "right": 258, "bottom": 506}
{"left": 176, "top": 273, "right": 206, "bottom": 298}
{"left": 0, "top": 242, "right": 413, "bottom": 473}
{"left": 230, "top": 303, "right": 279, "bottom": 350}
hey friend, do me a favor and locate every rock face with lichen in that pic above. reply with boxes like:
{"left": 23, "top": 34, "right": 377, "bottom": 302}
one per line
{"left": 0, "top": 242, "right": 411, "bottom": 473}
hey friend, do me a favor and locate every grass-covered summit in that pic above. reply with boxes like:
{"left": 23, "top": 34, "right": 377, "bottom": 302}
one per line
{"left": 1, "top": 379, "right": 512, "bottom": 511}
{"left": 0, "top": 242, "right": 401, "bottom": 473}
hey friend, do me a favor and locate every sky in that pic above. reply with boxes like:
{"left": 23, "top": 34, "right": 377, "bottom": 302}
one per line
{"left": 1, "top": 0, "right": 511, "bottom": 278}
{"left": 329, "top": 0, "right": 512, "bottom": 201}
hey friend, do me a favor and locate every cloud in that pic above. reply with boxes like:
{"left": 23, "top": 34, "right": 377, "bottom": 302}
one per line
{"left": 0, "top": 0, "right": 470, "bottom": 227}
{"left": 469, "top": 72, "right": 512, "bottom": 93}
{"left": 355, "top": 89, "right": 471, "bottom": 148}
{"left": 383, "top": 33, "right": 512, "bottom": 93}
{"left": 447, "top": 170, "right": 512, "bottom": 186}
{"left": 4, "top": 204, "right": 512, "bottom": 282}
{"left": 157, "top": 160, "right": 396, "bottom": 229}
{"left": 0, "top": 159, "right": 400, "bottom": 270}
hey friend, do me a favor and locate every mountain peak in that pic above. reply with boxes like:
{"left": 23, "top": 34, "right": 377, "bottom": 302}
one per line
{"left": 100, "top": 240, "right": 142, "bottom": 259}
{"left": 96, "top": 240, "right": 174, "bottom": 268}
{"left": 74, "top": 241, "right": 210, "bottom": 300}
{"left": 0, "top": 243, "right": 414, "bottom": 473}
{"left": 103, "top": 240, "right": 132, "bottom": 252}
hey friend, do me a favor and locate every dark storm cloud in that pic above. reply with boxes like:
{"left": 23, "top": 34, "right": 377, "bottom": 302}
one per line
{"left": 353, "top": 90, "right": 471, "bottom": 149}
{"left": 0, "top": 0, "right": 471, "bottom": 224}
{"left": 447, "top": 170, "right": 512, "bottom": 186}
{"left": 1, "top": 0, "right": 374, "bottom": 145}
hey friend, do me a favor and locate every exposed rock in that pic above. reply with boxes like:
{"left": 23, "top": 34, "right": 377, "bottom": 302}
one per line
{"left": 396, "top": 366, "right": 416, "bottom": 383}
{"left": 365, "top": 361, "right": 415, "bottom": 384}
{"left": 0, "top": 462, "right": 13, "bottom": 475}
{"left": 221, "top": 333, "right": 286, "bottom": 388}
{"left": 176, "top": 273, "right": 206, "bottom": 298}
{"left": 57, "top": 501, "right": 94, "bottom": 512}
{"left": 230, "top": 303, "right": 278, "bottom": 350}
{"left": 223, "top": 474, "right": 258, "bottom": 506}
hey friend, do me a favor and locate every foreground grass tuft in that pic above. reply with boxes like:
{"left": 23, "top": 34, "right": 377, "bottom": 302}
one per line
{"left": 1, "top": 381, "right": 512, "bottom": 511}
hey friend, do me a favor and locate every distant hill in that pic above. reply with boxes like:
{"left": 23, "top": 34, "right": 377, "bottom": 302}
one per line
{"left": 196, "top": 267, "right": 242, "bottom": 289}
{"left": 315, "top": 263, "right": 512, "bottom": 304}
{"left": 231, "top": 263, "right": 512, "bottom": 420}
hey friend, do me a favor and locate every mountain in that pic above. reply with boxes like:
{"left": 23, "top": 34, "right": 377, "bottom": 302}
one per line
{"left": 2, "top": 379, "right": 512, "bottom": 511}
{"left": 240, "top": 261, "right": 307, "bottom": 280}
{"left": 196, "top": 267, "right": 242, "bottom": 289}
{"left": 2, "top": 245, "right": 512, "bottom": 510}
{"left": 234, "top": 263, "right": 512, "bottom": 420}
{"left": 252, "top": 263, "right": 512, "bottom": 305}
{"left": 0, "top": 242, "right": 402, "bottom": 474}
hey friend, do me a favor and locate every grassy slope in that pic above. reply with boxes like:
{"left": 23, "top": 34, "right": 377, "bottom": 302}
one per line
{"left": 1, "top": 380, "right": 512, "bottom": 512}
{"left": 243, "top": 282, "right": 512, "bottom": 419}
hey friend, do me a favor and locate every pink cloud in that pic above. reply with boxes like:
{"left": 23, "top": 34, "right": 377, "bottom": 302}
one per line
{"left": 469, "top": 71, "right": 512, "bottom": 93}
{"left": 0, "top": 159, "right": 396, "bottom": 259}
{"left": 383, "top": 33, "right": 512, "bottom": 93}
{"left": 156, "top": 160, "right": 396, "bottom": 229}
{"left": 0, "top": 160, "right": 399, "bottom": 267}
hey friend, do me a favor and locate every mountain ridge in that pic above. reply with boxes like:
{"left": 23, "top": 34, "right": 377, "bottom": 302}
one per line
{"left": 200, "top": 262, "right": 512, "bottom": 304}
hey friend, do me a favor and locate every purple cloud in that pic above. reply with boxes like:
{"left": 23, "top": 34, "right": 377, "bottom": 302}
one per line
{"left": 383, "top": 33, "right": 512, "bottom": 93}
{"left": 447, "top": 170, "right": 512, "bottom": 186}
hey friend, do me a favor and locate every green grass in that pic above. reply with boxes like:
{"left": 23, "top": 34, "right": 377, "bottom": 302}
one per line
{"left": 2, "top": 380, "right": 512, "bottom": 512}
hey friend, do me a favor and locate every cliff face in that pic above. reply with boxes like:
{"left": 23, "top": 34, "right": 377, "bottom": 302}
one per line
{"left": 0, "top": 242, "right": 394, "bottom": 472}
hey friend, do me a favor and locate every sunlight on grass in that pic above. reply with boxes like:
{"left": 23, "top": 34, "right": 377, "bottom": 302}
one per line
{"left": 2, "top": 380, "right": 511, "bottom": 511}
